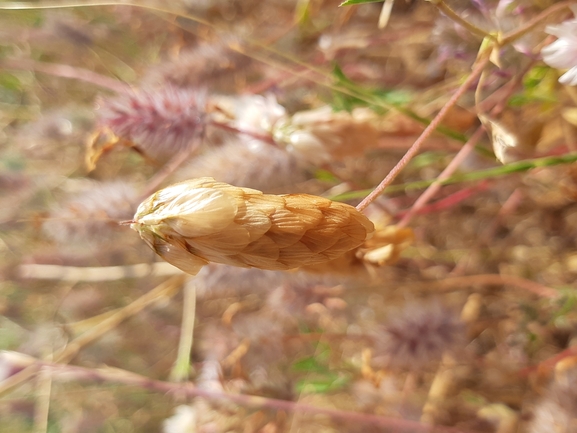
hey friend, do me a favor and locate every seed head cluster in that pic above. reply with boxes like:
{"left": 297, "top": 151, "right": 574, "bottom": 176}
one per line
{"left": 98, "top": 86, "right": 207, "bottom": 161}
{"left": 131, "top": 177, "right": 374, "bottom": 275}
{"left": 373, "top": 302, "right": 465, "bottom": 370}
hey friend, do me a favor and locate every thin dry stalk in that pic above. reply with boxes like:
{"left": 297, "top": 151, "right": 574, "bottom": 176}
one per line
{"left": 356, "top": 54, "right": 491, "bottom": 212}
{"left": 0, "top": 275, "right": 185, "bottom": 397}
{"left": 499, "top": 1, "right": 576, "bottom": 45}
{"left": 398, "top": 127, "right": 485, "bottom": 227}
{"left": 428, "top": 274, "right": 558, "bottom": 299}
{"left": 0, "top": 58, "right": 130, "bottom": 94}
{"left": 33, "top": 366, "right": 52, "bottom": 433}
{"left": 481, "top": 188, "right": 524, "bottom": 243}
{"left": 18, "top": 262, "right": 182, "bottom": 281}
{"left": 141, "top": 142, "right": 202, "bottom": 199}
{"left": 170, "top": 281, "right": 196, "bottom": 382}
{"left": 53, "top": 275, "right": 185, "bottom": 364}
{"left": 1, "top": 355, "right": 471, "bottom": 433}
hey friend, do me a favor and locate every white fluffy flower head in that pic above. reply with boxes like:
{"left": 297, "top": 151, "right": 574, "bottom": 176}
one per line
{"left": 542, "top": 6, "right": 577, "bottom": 86}
{"left": 163, "top": 405, "right": 196, "bottom": 433}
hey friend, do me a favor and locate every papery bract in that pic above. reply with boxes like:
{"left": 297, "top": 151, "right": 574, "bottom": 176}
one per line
{"left": 132, "top": 178, "right": 375, "bottom": 275}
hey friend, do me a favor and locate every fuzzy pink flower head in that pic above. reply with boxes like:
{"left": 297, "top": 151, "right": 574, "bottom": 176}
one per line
{"left": 542, "top": 7, "right": 577, "bottom": 86}
{"left": 98, "top": 86, "right": 207, "bottom": 161}
{"left": 373, "top": 301, "right": 465, "bottom": 370}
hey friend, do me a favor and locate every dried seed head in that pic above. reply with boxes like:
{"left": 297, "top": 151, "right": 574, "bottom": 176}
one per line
{"left": 131, "top": 178, "right": 374, "bottom": 275}
{"left": 176, "top": 139, "right": 305, "bottom": 193}
{"left": 143, "top": 38, "right": 252, "bottom": 93}
{"left": 302, "top": 222, "right": 414, "bottom": 276}
{"left": 273, "top": 106, "right": 380, "bottom": 164}
{"left": 96, "top": 86, "right": 207, "bottom": 161}
{"left": 373, "top": 301, "right": 465, "bottom": 370}
{"left": 44, "top": 181, "right": 138, "bottom": 245}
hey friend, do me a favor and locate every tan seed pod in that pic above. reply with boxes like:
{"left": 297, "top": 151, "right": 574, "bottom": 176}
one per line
{"left": 273, "top": 106, "right": 380, "bottom": 164}
{"left": 131, "top": 178, "right": 374, "bottom": 275}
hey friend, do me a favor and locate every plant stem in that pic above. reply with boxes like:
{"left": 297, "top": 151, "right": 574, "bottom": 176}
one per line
{"left": 330, "top": 152, "right": 577, "bottom": 201}
{"left": 170, "top": 281, "right": 197, "bottom": 381}
{"left": 500, "top": 1, "right": 575, "bottom": 46}
{"left": 0, "top": 276, "right": 185, "bottom": 397}
{"left": 0, "top": 58, "right": 130, "bottom": 94}
{"left": 356, "top": 53, "right": 491, "bottom": 212}
{"left": 432, "top": 0, "right": 493, "bottom": 41}
{"left": 1, "top": 355, "right": 469, "bottom": 433}
{"left": 398, "top": 126, "right": 484, "bottom": 227}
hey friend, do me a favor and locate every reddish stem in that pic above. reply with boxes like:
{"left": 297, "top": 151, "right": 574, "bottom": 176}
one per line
{"left": 519, "top": 346, "right": 577, "bottom": 377}
{"left": 0, "top": 58, "right": 130, "bottom": 94}
{"left": 356, "top": 55, "right": 491, "bottom": 212}
{"left": 209, "top": 120, "right": 278, "bottom": 146}
{"left": 398, "top": 127, "right": 486, "bottom": 227}
{"left": 6, "top": 359, "right": 470, "bottom": 433}
{"left": 395, "top": 181, "right": 489, "bottom": 219}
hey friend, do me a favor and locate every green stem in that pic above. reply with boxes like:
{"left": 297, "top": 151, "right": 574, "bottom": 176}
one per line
{"left": 330, "top": 153, "right": 577, "bottom": 201}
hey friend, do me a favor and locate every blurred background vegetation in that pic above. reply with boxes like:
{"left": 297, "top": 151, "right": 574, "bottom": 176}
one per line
{"left": 2, "top": 0, "right": 577, "bottom": 432}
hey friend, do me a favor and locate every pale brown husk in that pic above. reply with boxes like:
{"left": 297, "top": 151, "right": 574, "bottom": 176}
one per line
{"left": 131, "top": 178, "right": 375, "bottom": 275}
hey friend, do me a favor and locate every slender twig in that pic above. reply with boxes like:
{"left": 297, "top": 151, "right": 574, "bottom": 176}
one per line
{"left": 18, "top": 262, "right": 182, "bottom": 281}
{"left": 141, "top": 141, "right": 202, "bottom": 199}
{"left": 33, "top": 366, "right": 52, "bottom": 433}
{"left": 0, "top": 276, "right": 185, "bottom": 397}
{"left": 500, "top": 1, "right": 576, "bottom": 46}
{"left": 398, "top": 127, "right": 485, "bottom": 227}
{"left": 431, "top": 0, "right": 493, "bottom": 41}
{"left": 0, "top": 354, "right": 469, "bottom": 433}
{"left": 0, "top": 58, "right": 130, "bottom": 94}
{"left": 208, "top": 120, "right": 278, "bottom": 146}
{"left": 330, "top": 152, "right": 577, "bottom": 202}
{"left": 53, "top": 276, "right": 185, "bottom": 364}
{"left": 170, "top": 280, "right": 197, "bottom": 382}
{"left": 356, "top": 53, "right": 492, "bottom": 212}
{"left": 428, "top": 274, "right": 559, "bottom": 298}
{"left": 394, "top": 181, "right": 489, "bottom": 220}
{"left": 519, "top": 346, "right": 577, "bottom": 377}
{"left": 480, "top": 188, "right": 523, "bottom": 244}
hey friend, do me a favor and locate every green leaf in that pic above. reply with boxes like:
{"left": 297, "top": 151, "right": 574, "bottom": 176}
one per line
{"left": 0, "top": 72, "right": 21, "bottom": 92}
{"left": 292, "top": 356, "right": 327, "bottom": 373}
{"left": 296, "top": 373, "right": 350, "bottom": 393}
{"left": 551, "top": 296, "right": 577, "bottom": 323}
{"left": 315, "top": 169, "right": 339, "bottom": 183}
{"left": 328, "top": 153, "right": 577, "bottom": 202}
{"left": 340, "top": 0, "right": 383, "bottom": 6}
{"left": 409, "top": 152, "right": 445, "bottom": 169}
{"left": 509, "top": 66, "right": 557, "bottom": 106}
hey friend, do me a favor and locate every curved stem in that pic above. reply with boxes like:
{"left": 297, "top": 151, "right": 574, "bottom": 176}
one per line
{"left": 1, "top": 355, "right": 469, "bottom": 433}
{"left": 0, "top": 58, "right": 130, "bottom": 94}
{"left": 500, "top": 1, "right": 575, "bottom": 46}
{"left": 432, "top": 0, "right": 493, "bottom": 41}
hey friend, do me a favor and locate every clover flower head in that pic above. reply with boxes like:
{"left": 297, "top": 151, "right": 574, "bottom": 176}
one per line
{"left": 44, "top": 180, "right": 137, "bottom": 244}
{"left": 98, "top": 86, "right": 207, "bottom": 161}
{"left": 177, "top": 138, "right": 304, "bottom": 193}
{"left": 373, "top": 301, "right": 465, "bottom": 370}
{"left": 542, "top": 7, "right": 577, "bottom": 86}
